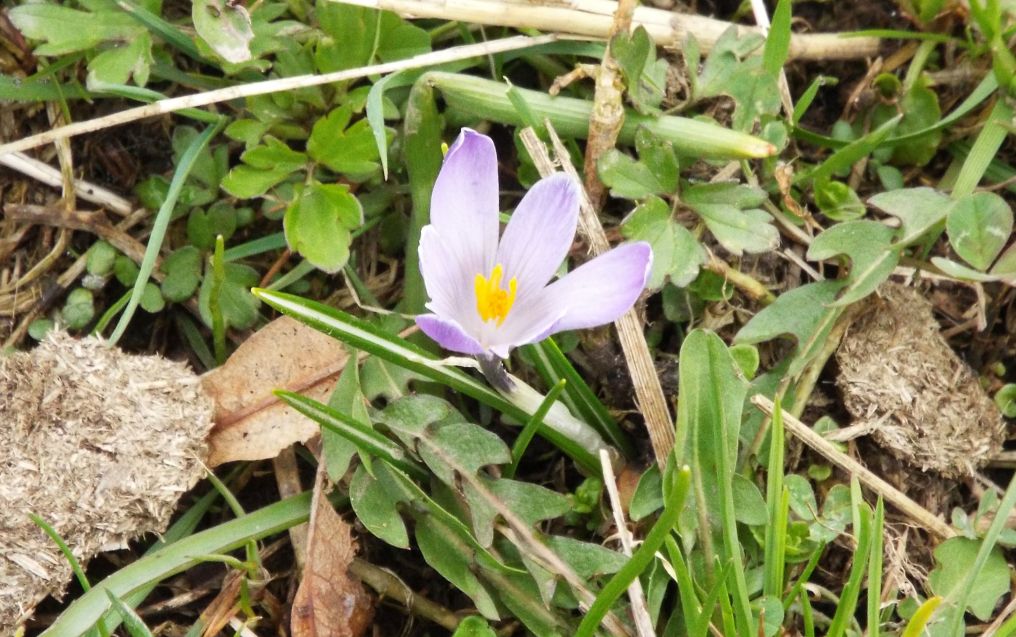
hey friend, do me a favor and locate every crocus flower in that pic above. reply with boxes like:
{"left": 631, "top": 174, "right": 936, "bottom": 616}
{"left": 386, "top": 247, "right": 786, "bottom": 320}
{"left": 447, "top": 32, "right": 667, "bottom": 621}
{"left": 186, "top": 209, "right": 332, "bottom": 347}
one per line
{"left": 416, "top": 129, "right": 652, "bottom": 359}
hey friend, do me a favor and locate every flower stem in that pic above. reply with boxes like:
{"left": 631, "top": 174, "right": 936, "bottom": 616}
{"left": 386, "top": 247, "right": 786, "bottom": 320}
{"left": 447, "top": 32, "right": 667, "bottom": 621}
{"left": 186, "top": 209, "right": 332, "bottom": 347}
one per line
{"left": 476, "top": 355, "right": 614, "bottom": 461}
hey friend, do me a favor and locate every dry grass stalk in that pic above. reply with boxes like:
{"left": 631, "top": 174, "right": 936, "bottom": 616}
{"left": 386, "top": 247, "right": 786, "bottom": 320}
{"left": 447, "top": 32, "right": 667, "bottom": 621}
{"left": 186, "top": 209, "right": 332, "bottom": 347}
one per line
{"left": 327, "top": 0, "right": 882, "bottom": 60}
{"left": 520, "top": 126, "right": 676, "bottom": 467}
{"left": 0, "top": 35, "right": 557, "bottom": 158}
{"left": 0, "top": 152, "right": 132, "bottom": 215}
{"left": 751, "top": 394, "right": 956, "bottom": 541}
{"left": 581, "top": 0, "right": 636, "bottom": 208}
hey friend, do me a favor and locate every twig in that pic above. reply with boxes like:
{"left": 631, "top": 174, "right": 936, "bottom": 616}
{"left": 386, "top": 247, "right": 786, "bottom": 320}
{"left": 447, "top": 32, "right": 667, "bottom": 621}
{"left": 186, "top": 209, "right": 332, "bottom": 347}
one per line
{"left": 348, "top": 558, "right": 462, "bottom": 631}
{"left": 327, "top": 0, "right": 882, "bottom": 61}
{"left": 0, "top": 152, "right": 132, "bottom": 216}
{"left": 600, "top": 450, "right": 655, "bottom": 637}
{"left": 751, "top": 394, "right": 956, "bottom": 541}
{"left": 582, "top": 0, "right": 636, "bottom": 208}
{"left": 702, "top": 253, "right": 775, "bottom": 305}
{"left": 0, "top": 35, "right": 558, "bottom": 158}
{"left": 520, "top": 126, "right": 675, "bottom": 467}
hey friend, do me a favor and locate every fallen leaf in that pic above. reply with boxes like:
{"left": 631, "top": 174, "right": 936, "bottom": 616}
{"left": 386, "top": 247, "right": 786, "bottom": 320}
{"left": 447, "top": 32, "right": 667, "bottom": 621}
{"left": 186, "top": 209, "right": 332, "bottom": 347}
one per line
{"left": 204, "top": 316, "right": 349, "bottom": 466}
{"left": 292, "top": 470, "right": 374, "bottom": 637}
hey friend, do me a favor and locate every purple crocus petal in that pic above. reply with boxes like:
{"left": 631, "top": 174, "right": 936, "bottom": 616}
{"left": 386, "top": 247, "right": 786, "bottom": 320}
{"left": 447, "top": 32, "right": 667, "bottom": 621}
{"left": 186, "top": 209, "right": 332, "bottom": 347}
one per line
{"left": 430, "top": 129, "right": 500, "bottom": 279}
{"left": 415, "top": 314, "right": 486, "bottom": 355}
{"left": 419, "top": 226, "right": 475, "bottom": 329}
{"left": 540, "top": 242, "right": 653, "bottom": 333}
{"left": 495, "top": 173, "right": 580, "bottom": 297}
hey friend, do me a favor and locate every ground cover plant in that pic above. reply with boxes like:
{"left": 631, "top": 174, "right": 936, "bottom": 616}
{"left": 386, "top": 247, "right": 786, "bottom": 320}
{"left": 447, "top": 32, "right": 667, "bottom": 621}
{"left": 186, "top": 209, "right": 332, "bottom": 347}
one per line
{"left": 2, "top": 0, "right": 1016, "bottom": 635}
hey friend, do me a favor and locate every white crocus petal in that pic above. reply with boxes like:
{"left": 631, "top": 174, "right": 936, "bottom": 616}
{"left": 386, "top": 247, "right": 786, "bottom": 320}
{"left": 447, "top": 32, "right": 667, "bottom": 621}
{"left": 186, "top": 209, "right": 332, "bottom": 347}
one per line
{"left": 429, "top": 129, "right": 500, "bottom": 280}
{"left": 495, "top": 173, "right": 580, "bottom": 299}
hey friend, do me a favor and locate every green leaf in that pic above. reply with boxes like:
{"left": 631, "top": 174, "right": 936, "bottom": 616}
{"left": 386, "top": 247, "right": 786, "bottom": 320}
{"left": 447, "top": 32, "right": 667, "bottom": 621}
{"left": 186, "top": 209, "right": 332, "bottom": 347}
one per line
{"left": 198, "top": 262, "right": 260, "bottom": 330}
{"left": 597, "top": 149, "right": 667, "bottom": 198}
{"left": 683, "top": 182, "right": 778, "bottom": 255}
{"left": 323, "top": 355, "right": 370, "bottom": 481}
{"left": 349, "top": 463, "right": 410, "bottom": 548}
{"left": 635, "top": 128, "right": 679, "bottom": 193}
{"left": 732, "top": 474, "right": 767, "bottom": 526}
{"left": 375, "top": 11, "right": 431, "bottom": 62}
{"left": 192, "top": 0, "right": 254, "bottom": 64}
{"left": 546, "top": 536, "right": 627, "bottom": 578}
{"left": 115, "top": 255, "right": 140, "bottom": 286}
{"left": 946, "top": 191, "right": 1013, "bottom": 271}
{"left": 416, "top": 514, "right": 500, "bottom": 619}
{"left": 29, "top": 319, "right": 55, "bottom": 341}
{"left": 995, "top": 383, "right": 1016, "bottom": 418}
{"left": 86, "top": 32, "right": 153, "bottom": 89}
{"left": 629, "top": 466, "right": 663, "bottom": 521}
{"left": 807, "top": 220, "right": 900, "bottom": 306}
{"left": 867, "top": 186, "right": 950, "bottom": 245}
{"left": 140, "top": 282, "right": 165, "bottom": 314}
{"left": 9, "top": 5, "right": 141, "bottom": 55}
{"left": 221, "top": 137, "right": 305, "bottom": 198}
{"left": 622, "top": 195, "right": 705, "bottom": 288}
{"left": 161, "top": 246, "right": 202, "bottom": 302}
{"left": 929, "top": 537, "right": 1009, "bottom": 621}
{"left": 814, "top": 180, "right": 865, "bottom": 221}
{"left": 873, "top": 83, "right": 942, "bottom": 167}
{"left": 187, "top": 202, "right": 237, "bottom": 250}
{"left": 284, "top": 183, "right": 363, "bottom": 273}
{"left": 62, "top": 288, "right": 96, "bottom": 330}
{"left": 86, "top": 241, "right": 118, "bottom": 276}
{"left": 452, "top": 616, "right": 496, "bottom": 637}
{"left": 487, "top": 479, "right": 570, "bottom": 527}
{"left": 695, "top": 26, "right": 780, "bottom": 131}
{"left": 416, "top": 423, "right": 512, "bottom": 487}
{"left": 612, "top": 27, "right": 667, "bottom": 114}
{"left": 931, "top": 257, "right": 1007, "bottom": 282}
{"left": 307, "top": 105, "right": 382, "bottom": 176}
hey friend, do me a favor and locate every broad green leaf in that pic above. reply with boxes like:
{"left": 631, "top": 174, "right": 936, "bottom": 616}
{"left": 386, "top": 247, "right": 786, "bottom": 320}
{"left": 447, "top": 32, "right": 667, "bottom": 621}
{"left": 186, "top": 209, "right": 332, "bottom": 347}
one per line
{"left": 868, "top": 186, "right": 950, "bottom": 245}
{"left": 695, "top": 26, "right": 780, "bottom": 131}
{"left": 139, "top": 282, "right": 165, "bottom": 313}
{"left": 873, "top": 83, "right": 942, "bottom": 167}
{"left": 991, "top": 243, "right": 1016, "bottom": 275}
{"left": 684, "top": 182, "right": 777, "bottom": 255}
{"left": 735, "top": 280, "right": 843, "bottom": 348}
{"left": 994, "top": 384, "right": 1016, "bottom": 418}
{"left": 487, "top": 478, "right": 570, "bottom": 527}
{"left": 416, "top": 515, "right": 500, "bottom": 619}
{"left": 946, "top": 191, "right": 1013, "bottom": 271}
{"left": 307, "top": 105, "right": 382, "bottom": 176}
{"left": 931, "top": 257, "right": 1009, "bottom": 282}
{"left": 198, "top": 262, "right": 260, "bottom": 330}
{"left": 807, "top": 220, "right": 900, "bottom": 306}
{"left": 283, "top": 183, "right": 362, "bottom": 273}
{"left": 598, "top": 150, "right": 667, "bottom": 198}
{"left": 635, "top": 128, "right": 679, "bottom": 193}
{"left": 375, "top": 11, "right": 431, "bottom": 62}
{"left": 417, "top": 423, "right": 511, "bottom": 487}
{"left": 323, "top": 355, "right": 370, "bottom": 481}
{"left": 629, "top": 465, "right": 663, "bottom": 521}
{"left": 192, "top": 0, "right": 254, "bottom": 63}
{"left": 9, "top": 5, "right": 141, "bottom": 55}
{"left": 314, "top": 0, "right": 376, "bottom": 72}
{"left": 928, "top": 537, "right": 1009, "bottom": 621}
{"left": 545, "top": 536, "right": 627, "bottom": 578}
{"left": 86, "top": 32, "right": 153, "bottom": 89}
{"left": 612, "top": 27, "right": 667, "bottom": 113}
{"left": 349, "top": 463, "right": 409, "bottom": 548}
{"left": 379, "top": 395, "right": 456, "bottom": 447}
{"left": 732, "top": 474, "right": 767, "bottom": 525}
{"left": 160, "top": 246, "right": 202, "bottom": 302}
{"left": 622, "top": 195, "right": 704, "bottom": 288}
{"left": 785, "top": 474, "right": 818, "bottom": 522}
{"left": 115, "top": 254, "right": 140, "bottom": 286}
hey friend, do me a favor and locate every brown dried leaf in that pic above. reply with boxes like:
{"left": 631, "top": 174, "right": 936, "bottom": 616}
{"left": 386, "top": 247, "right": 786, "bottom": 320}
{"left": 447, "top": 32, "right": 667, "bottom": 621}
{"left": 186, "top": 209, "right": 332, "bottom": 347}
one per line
{"left": 204, "top": 316, "right": 349, "bottom": 466}
{"left": 292, "top": 471, "right": 374, "bottom": 637}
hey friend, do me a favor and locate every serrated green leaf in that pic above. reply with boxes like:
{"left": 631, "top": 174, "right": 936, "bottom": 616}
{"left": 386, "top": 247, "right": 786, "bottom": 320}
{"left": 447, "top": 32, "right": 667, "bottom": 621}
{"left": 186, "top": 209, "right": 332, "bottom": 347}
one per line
{"left": 946, "top": 191, "right": 1013, "bottom": 271}
{"left": 307, "top": 105, "right": 382, "bottom": 176}
{"left": 221, "top": 137, "right": 305, "bottom": 198}
{"left": 696, "top": 26, "right": 780, "bottom": 131}
{"left": 622, "top": 195, "right": 704, "bottom": 288}
{"left": 487, "top": 478, "right": 570, "bottom": 527}
{"left": 807, "top": 220, "right": 900, "bottom": 306}
{"left": 683, "top": 183, "right": 777, "bottom": 255}
{"left": 597, "top": 149, "right": 667, "bottom": 198}
{"left": 929, "top": 537, "right": 1009, "bottom": 621}
{"left": 546, "top": 535, "right": 627, "bottom": 579}
{"left": 283, "top": 183, "right": 362, "bottom": 273}
{"left": 417, "top": 423, "right": 511, "bottom": 486}
{"left": 635, "top": 128, "right": 679, "bottom": 193}
{"left": 188, "top": 202, "right": 237, "bottom": 250}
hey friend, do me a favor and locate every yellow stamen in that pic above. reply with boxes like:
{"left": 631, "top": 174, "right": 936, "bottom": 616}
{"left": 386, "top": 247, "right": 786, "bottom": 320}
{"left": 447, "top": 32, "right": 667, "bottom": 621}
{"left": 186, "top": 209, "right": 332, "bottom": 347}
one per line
{"left": 474, "top": 264, "right": 517, "bottom": 326}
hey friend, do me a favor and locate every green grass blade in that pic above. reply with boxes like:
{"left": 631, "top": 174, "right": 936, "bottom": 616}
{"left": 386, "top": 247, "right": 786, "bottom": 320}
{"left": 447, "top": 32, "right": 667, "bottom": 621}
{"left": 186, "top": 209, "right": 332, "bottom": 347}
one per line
{"left": 252, "top": 288, "right": 598, "bottom": 471}
{"left": 796, "top": 114, "right": 901, "bottom": 185}
{"left": 109, "top": 120, "right": 223, "bottom": 345}
{"left": 901, "top": 596, "right": 942, "bottom": 637}
{"left": 575, "top": 466, "right": 691, "bottom": 637}
{"left": 763, "top": 398, "right": 788, "bottom": 601}
{"left": 506, "top": 378, "right": 566, "bottom": 479}
{"left": 275, "top": 389, "right": 428, "bottom": 481}
{"left": 826, "top": 480, "right": 873, "bottom": 637}
{"left": 41, "top": 492, "right": 314, "bottom": 636}
{"left": 103, "top": 592, "right": 153, "bottom": 637}
{"left": 210, "top": 234, "right": 227, "bottom": 366}
{"left": 950, "top": 98, "right": 1013, "bottom": 198}
{"left": 763, "top": 0, "right": 792, "bottom": 78}
{"left": 868, "top": 498, "right": 885, "bottom": 637}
